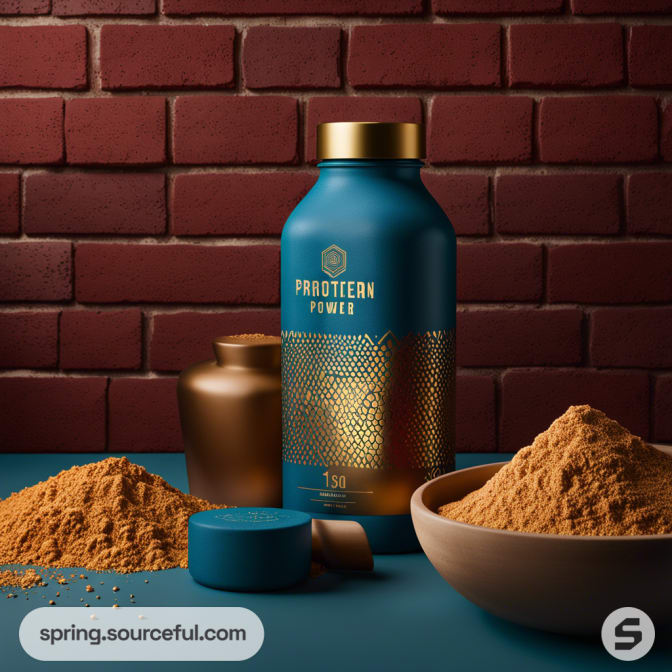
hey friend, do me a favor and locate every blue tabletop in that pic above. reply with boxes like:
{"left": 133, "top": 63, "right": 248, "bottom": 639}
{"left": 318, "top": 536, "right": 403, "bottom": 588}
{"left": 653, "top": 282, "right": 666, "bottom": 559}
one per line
{"left": 0, "top": 453, "right": 667, "bottom": 671}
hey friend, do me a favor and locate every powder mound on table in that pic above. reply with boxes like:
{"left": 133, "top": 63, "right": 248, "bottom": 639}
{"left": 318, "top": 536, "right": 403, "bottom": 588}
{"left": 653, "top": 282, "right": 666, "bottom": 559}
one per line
{"left": 0, "top": 569, "right": 43, "bottom": 589}
{"left": 0, "top": 457, "right": 220, "bottom": 573}
{"left": 439, "top": 405, "right": 672, "bottom": 536}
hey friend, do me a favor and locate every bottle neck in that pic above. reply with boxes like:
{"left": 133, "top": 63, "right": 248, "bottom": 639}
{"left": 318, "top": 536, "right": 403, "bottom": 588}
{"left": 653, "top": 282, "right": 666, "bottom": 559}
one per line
{"left": 316, "top": 159, "right": 424, "bottom": 182}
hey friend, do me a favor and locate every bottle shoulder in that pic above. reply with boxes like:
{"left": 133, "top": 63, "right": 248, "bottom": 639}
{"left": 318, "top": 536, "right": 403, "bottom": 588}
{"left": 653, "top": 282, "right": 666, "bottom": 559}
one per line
{"left": 282, "top": 177, "right": 454, "bottom": 241}
{"left": 179, "top": 360, "right": 280, "bottom": 396}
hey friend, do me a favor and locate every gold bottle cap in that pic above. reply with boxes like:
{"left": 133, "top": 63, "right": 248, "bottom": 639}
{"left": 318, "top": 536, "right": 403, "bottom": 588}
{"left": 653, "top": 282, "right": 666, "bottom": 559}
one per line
{"left": 316, "top": 122, "right": 425, "bottom": 161}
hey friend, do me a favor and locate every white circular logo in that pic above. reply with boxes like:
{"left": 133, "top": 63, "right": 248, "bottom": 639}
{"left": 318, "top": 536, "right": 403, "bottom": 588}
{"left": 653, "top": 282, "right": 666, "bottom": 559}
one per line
{"left": 601, "top": 607, "right": 655, "bottom": 661}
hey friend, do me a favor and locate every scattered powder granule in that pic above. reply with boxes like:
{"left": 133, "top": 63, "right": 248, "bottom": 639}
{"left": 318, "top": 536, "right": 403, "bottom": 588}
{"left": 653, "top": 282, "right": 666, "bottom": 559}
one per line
{"left": 0, "top": 457, "right": 220, "bottom": 573}
{"left": 439, "top": 405, "right": 672, "bottom": 536}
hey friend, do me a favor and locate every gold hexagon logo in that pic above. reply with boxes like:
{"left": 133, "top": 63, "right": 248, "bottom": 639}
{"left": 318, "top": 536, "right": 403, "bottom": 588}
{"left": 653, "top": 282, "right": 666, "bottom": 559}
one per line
{"left": 321, "top": 244, "right": 347, "bottom": 278}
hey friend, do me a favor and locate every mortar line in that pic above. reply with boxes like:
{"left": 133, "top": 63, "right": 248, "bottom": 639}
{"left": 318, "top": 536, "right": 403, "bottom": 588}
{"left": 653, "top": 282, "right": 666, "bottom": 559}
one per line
{"left": 10, "top": 164, "right": 672, "bottom": 176}
{"left": 4, "top": 15, "right": 672, "bottom": 26}
{"left": 104, "top": 376, "right": 111, "bottom": 452}
{"left": 4, "top": 231, "right": 671, "bottom": 244}
{"left": 1, "top": 87, "right": 672, "bottom": 99}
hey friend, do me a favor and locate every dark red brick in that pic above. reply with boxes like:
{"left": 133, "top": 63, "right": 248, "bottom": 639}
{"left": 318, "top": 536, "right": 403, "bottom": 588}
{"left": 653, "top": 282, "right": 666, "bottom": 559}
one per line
{"left": 65, "top": 97, "right": 165, "bottom": 165}
{"left": 108, "top": 378, "right": 182, "bottom": 452}
{"left": 244, "top": 27, "right": 341, "bottom": 89}
{"left": 0, "top": 26, "right": 87, "bottom": 89}
{"left": 0, "top": 173, "right": 20, "bottom": 234}
{"left": 101, "top": 25, "right": 234, "bottom": 90}
{"left": 629, "top": 27, "right": 672, "bottom": 87}
{"left": 54, "top": 0, "right": 155, "bottom": 14}
{"left": 0, "top": 311, "right": 59, "bottom": 368}
{"left": 60, "top": 309, "right": 142, "bottom": 370}
{"left": 0, "top": 242, "right": 71, "bottom": 301}
{"left": 430, "top": 96, "right": 533, "bottom": 164}
{"left": 572, "top": 0, "right": 672, "bottom": 14}
{"left": 422, "top": 174, "right": 489, "bottom": 236}
{"left": 24, "top": 172, "right": 165, "bottom": 235}
{"left": 509, "top": 24, "right": 623, "bottom": 88}
{"left": 458, "top": 309, "right": 583, "bottom": 367}
{"left": 664, "top": 103, "right": 672, "bottom": 162}
{"left": 434, "top": 0, "right": 561, "bottom": 13}
{"left": 538, "top": 96, "right": 657, "bottom": 163}
{"left": 0, "top": 377, "right": 106, "bottom": 452}
{"left": 305, "top": 96, "right": 422, "bottom": 162}
{"left": 0, "top": 98, "right": 63, "bottom": 165}
{"left": 150, "top": 309, "right": 280, "bottom": 371}
{"left": 456, "top": 374, "right": 496, "bottom": 453}
{"left": 626, "top": 173, "right": 672, "bottom": 235}
{"left": 174, "top": 96, "right": 298, "bottom": 165}
{"left": 171, "top": 172, "right": 315, "bottom": 236}
{"left": 495, "top": 174, "right": 620, "bottom": 235}
{"left": 0, "top": 0, "right": 49, "bottom": 14}
{"left": 590, "top": 308, "right": 672, "bottom": 369}
{"left": 654, "top": 376, "right": 672, "bottom": 443}
{"left": 500, "top": 369, "right": 650, "bottom": 452}
{"left": 458, "top": 242, "right": 542, "bottom": 302}
{"left": 163, "top": 0, "right": 421, "bottom": 15}
{"left": 548, "top": 243, "right": 672, "bottom": 304}
{"left": 75, "top": 243, "right": 279, "bottom": 304}
{"left": 348, "top": 24, "right": 500, "bottom": 88}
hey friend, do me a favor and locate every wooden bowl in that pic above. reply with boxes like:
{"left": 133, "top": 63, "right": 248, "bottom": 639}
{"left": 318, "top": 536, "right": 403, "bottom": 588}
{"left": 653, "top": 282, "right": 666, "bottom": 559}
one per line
{"left": 410, "top": 447, "right": 672, "bottom": 635}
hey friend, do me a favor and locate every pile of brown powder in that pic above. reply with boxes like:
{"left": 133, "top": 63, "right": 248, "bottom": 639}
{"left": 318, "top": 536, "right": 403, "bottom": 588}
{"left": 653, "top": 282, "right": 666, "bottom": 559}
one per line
{"left": 439, "top": 405, "right": 672, "bottom": 535}
{"left": 221, "top": 333, "right": 280, "bottom": 345}
{"left": 0, "top": 457, "right": 219, "bottom": 573}
{"left": 0, "top": 569, "right": 43, "bottom": 589}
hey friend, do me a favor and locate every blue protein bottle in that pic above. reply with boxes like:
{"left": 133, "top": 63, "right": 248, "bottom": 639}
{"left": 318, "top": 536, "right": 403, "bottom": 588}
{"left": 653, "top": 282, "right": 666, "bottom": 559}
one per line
{"left": 281, "top": 122, "right": 456, "bottom": 553}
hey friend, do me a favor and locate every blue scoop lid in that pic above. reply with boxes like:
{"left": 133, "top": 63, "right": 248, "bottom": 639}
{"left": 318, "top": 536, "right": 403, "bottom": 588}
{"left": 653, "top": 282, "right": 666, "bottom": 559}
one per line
{"left": 188, "top": 508, "right": 312, "bottom": 592}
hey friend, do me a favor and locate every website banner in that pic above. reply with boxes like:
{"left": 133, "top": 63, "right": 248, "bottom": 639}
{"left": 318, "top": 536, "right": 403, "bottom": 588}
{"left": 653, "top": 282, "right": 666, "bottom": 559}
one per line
{"left": 19, "top": 607, "right": 264, "bottom": 662}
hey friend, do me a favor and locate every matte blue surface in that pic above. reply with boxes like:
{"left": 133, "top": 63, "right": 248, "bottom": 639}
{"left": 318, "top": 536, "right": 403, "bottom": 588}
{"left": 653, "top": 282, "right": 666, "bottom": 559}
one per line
{"left": 1, "top": 453, "right": 669, "bottom": 671}
{"left": 281, "top": 159, "right": 457, "bottom": 336}
{"left": 188, "top": 508, "right": 311, "bottom": 591}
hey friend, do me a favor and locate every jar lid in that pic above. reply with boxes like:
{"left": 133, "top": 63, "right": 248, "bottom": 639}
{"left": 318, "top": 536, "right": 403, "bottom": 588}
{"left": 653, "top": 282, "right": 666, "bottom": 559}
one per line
{"left": 211, "top": 334, "right": 280, "bottom": 368}
{"left": 188, "top": 508, "right": 312, "bottom": 592}
{"left": 316, "top": 122, "right": 426, "bottom": 161}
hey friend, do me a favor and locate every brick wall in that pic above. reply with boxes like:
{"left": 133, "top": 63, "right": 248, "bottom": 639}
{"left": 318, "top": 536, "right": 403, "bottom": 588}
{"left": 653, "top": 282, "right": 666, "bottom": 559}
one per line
{"left": 1, "top": 0, "right": 671, "bottom": 454}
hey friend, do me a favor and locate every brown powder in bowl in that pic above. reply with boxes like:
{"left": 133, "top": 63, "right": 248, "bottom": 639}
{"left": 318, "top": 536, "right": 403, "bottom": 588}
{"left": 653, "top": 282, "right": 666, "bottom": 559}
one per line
{"left": 439, "top": 405, "right": 672, "bottom": 536}
{"left": 0, "top": 457, "right": 220, "bottom": 573}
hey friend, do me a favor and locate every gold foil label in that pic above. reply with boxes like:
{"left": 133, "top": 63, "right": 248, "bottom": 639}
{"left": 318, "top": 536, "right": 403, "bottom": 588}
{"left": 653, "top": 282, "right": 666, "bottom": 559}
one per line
{"left": 295, "top": 277, "right": 375, "bottom": 317}
{"left": 282, "top": 329, "right": 455, "bottom": 514}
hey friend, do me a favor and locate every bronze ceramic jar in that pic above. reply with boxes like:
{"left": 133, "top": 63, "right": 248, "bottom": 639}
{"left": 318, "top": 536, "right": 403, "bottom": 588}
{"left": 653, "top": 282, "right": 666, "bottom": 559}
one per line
{"left": 178, "top": 334, "right": 282, "bottom": 507}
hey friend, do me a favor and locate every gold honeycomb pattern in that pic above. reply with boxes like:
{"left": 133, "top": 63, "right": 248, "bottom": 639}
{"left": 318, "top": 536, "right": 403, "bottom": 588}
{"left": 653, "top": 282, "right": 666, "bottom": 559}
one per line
{"left": 282, "top": 329, "right": 455, "bottom": 474}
